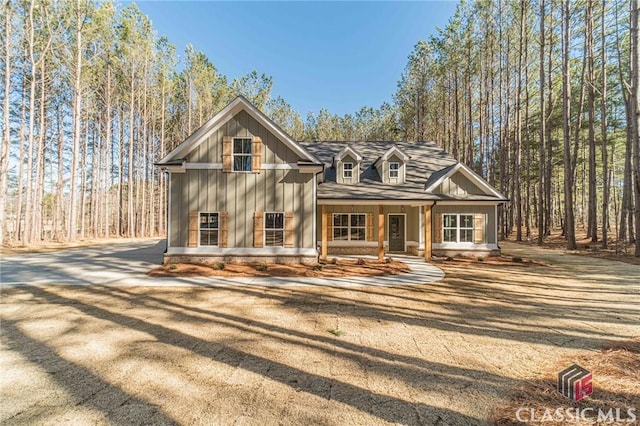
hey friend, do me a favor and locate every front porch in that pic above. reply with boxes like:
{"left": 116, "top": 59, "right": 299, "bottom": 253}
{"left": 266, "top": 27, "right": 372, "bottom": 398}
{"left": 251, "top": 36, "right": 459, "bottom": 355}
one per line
{"left": 317, "top": 202, "right": 434, "bottom": 262}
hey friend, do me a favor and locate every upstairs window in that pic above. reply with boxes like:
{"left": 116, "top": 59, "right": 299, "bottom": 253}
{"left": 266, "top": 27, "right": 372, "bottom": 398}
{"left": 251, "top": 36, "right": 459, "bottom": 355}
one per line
{"left": 343, "top": 162, "right": 354, "bottom": 179}
{"left": 233, "top": 137, "right": 252, "bottom": 172}
{"left": 389, "top": 162, "right": 400, "bottom": 179}
{"left": 199, "top": 212, "right": 219, "bottom": 246}
{"left": 265, "top": 212, "right": 284, "bottom": 247}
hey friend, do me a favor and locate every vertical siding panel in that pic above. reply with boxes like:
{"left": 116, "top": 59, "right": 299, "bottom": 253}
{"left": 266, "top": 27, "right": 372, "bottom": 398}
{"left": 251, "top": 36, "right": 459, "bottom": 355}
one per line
{"left": 170, "top": 174, "right": 181, "bottom": 246}
{"left": 180, "top": 173, "right": 190, "bottom": 246}
{"left": 199, "top": 170, "right": 206, "bottom": 213}
{"left": 205, "top": 170, "right": 214, "bottom": 212}
{"left": 188, "top": 172, "right": 199, "bottom": 242}
{"left": 406, "top": 206, "right": 418, "bottom": 242}
{"left": 225, "top": 119, "right": 235, "bottom": 247}
{"left": 213, "top": 131, "right": 218, "bottom": 162}
{"left": 202, "top": 134, "right": 210, "bottom": 163}
{"left": 250, "top": 115, "right": 260, "bottom": 247}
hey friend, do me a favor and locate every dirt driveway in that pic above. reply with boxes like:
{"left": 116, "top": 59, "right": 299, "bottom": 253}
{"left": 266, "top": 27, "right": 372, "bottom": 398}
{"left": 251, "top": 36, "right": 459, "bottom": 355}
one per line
{"left": 1, "top": 242, "right": 638, "bottom": 425}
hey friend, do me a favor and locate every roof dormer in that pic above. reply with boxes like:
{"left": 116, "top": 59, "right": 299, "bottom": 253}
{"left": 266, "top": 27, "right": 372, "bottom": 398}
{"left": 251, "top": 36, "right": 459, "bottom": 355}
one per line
{"left": 334, "top": 146, "right": 362, "bottom": 184}
{"left": 373, "top": 146, "right": 410, "bottom": 185}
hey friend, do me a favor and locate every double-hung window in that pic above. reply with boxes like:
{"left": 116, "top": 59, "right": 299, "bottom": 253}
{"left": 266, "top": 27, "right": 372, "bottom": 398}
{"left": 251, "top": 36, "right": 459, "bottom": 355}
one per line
{"left": 443, "top": 214, "right": 474, "bottom": 243}
{"left": 389, "top": 162, "right": 399, "bottom": 179}
{"left": 343, "top": 162, "right": 353, "bottom": 179}
{"left": 333, "top": 213, "right": 366, "bottom": 241}
{"left": 233, "top": 137, "right": 252, "bottom": 172}
{"left": 199, "top": 212, "right": 219, "bottom": 246}
{"left": 265, "top": 212, "right": 284, "bottom": 247}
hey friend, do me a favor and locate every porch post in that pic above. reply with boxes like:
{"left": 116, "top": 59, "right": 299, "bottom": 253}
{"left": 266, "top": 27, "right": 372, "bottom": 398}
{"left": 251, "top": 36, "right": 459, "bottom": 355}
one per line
{"left": 424, "top": 204, "right": 432, "bottom": 261}
{"left": 321, "top": 205, "right": 327, "bottom": 261}
{"left": 378, "top": 205, "right": 384, "bottom": 261}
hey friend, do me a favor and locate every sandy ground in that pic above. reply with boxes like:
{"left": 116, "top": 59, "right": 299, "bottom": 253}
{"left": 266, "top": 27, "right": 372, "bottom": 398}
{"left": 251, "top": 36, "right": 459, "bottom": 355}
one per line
{"left": 1, "top": 241, "right": 638, "bottom": 425}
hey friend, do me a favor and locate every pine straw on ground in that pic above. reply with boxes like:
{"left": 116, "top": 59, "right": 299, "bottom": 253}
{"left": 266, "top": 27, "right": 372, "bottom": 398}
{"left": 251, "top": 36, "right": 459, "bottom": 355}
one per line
{"left": 507, "top": 229, "right": 640, "bottom": 266}
{"left": 433, "top": 254, "right": 549, "bottom": 267}
{"left": 493, "top": 338, "right": 640, "bottom": 425}
{"left": 147, "top": 259, "right": 411, "bottom": 278}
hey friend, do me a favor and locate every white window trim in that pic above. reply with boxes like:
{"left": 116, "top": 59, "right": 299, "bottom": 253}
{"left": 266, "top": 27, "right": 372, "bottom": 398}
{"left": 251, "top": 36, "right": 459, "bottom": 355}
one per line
{"left": 232, "top": 137, "right": 253, "bottom": 173}
{"left": 332, "top": 213, "right": 367, "bottom": 242}
{"left": 389, "top": 162, "right": 400, "bottom": 179}
{"left": 343, "top": 162, "right": 354, "bottom": 179}
{"left": 264, "top": 211, "right": 285, "bottom": 247}
{"left": 442, "top": 213, "right": 475, "bottom": 244}
{"left": 199, "top": 211, "right": 219, "bottom": 247}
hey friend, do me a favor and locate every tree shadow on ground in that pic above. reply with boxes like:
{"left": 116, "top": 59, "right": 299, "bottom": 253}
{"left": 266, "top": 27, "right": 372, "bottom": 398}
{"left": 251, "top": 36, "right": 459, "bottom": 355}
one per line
{"left": 1, "top": 319, "right": 178, "bottom": 425}
{"left": 6, "top": 285, "right": 504, "bottom": 425}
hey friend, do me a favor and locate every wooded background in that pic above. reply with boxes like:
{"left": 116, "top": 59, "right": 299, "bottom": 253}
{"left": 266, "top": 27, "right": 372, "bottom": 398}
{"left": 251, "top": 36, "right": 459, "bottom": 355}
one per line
{"left": 1, "top": 0, "right": 639, "bottom": 255}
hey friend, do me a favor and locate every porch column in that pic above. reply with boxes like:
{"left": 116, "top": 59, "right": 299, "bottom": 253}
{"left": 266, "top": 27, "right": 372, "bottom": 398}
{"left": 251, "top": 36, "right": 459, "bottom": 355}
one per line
{"left": 424, "top": 204, "right": 432, "bottom": 261}
{"left": 378, "top": 205, "right": 384, "bottom": 261}
{"left": 321, "top": 205, "right": 327, "bottom": 261}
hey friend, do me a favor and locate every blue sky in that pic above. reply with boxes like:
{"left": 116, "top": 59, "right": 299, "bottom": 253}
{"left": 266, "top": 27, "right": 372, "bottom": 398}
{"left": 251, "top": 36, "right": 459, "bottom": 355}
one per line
{"left": 135, "top": 1, "right": 459, "bottom": 116}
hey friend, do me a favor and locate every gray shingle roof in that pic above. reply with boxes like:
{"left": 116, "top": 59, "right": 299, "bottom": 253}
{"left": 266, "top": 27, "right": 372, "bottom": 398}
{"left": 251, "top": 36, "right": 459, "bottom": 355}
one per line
{"left": 300, "top": 141, "right": 506, "bottom": 201}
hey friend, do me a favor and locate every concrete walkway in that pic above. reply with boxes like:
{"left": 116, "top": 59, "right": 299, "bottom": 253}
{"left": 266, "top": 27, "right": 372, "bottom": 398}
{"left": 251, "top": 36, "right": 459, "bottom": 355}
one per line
{"left": 0, "top": 239, "right": 444, "bottom": 287}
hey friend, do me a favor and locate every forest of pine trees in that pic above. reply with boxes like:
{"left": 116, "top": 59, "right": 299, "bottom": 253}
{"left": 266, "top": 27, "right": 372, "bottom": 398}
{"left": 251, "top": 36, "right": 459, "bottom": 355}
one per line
{"left": 1, "top": 0, "right": 639, "bottom": 256}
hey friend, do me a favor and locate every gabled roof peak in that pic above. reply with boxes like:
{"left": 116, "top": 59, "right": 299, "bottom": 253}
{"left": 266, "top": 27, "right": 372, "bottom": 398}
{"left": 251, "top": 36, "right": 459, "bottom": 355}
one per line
{"left": 157, "top": 96, "right": 321, "bottom": 165}
{"left": 374, "top": 145, "right": 410, "bottom": 167}
{"left": 335, "top": 145, "right": 363, "bottom": 162}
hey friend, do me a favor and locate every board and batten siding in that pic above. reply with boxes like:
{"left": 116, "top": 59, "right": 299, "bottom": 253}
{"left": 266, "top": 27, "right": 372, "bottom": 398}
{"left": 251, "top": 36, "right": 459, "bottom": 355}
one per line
{"left": 436, "top": 172, "right": 486, "bottom": 196}
{"left": 187, "top": 110, "right": 299, "bottom": 165}
{"left": 432, "top": 204, "right": 497, "bottom": 244}
{"left": 169, "top": 110, "right": 315, "bottom": 249}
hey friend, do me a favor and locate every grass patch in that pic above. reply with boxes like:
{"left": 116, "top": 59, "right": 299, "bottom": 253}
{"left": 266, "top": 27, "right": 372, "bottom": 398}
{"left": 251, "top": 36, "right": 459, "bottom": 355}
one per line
{"left": 327, "top": 328, "right": 345, "bottom": 337}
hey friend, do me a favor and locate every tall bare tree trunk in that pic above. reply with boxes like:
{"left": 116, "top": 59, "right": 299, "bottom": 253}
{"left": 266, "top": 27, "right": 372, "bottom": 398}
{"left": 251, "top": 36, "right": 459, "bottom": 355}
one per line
{"left": 0, "top": 0, "right": 11, "bottom": 245}
{"left": 601, "top": 0, "right": 610, "bottom": 248}
{"left": 587, "top": 0, "right": 598, "bottom": 242}
{"left": 538, "top": 0, "right": 546, "bottom": 245}
{"left": 514, "top": 0, "right": 525, "bottom": 241}
{"left": 545, "top": 1, "right": 554, "bottom": 237}
{"left": 631, "top": 0, "right": 640, "bottom": 255}
{"left": 33, "top": 52, "right": 48, "bottom": 242}
{"left": 128, "top": 66, "right": 135, "bottom": 237}
{"left": 24, "top": 0, "right": 38, "bottom": 244}
{"left": 68, "top": 0, "right": 83, "bottom": 241}
{"left": 616, "top": 0, "right": 634, "bottom": 243}
{"left": 104, "top": 62, "right": 112, "bottom": 237}
{"left": 562, "top": 0, "right": 577, "bottom": 249}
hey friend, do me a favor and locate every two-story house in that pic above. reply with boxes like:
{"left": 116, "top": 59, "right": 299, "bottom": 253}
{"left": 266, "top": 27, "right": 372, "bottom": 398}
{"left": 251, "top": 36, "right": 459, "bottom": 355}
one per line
{"left": 156, "top": 97, "right": 508, "bottom": 265}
